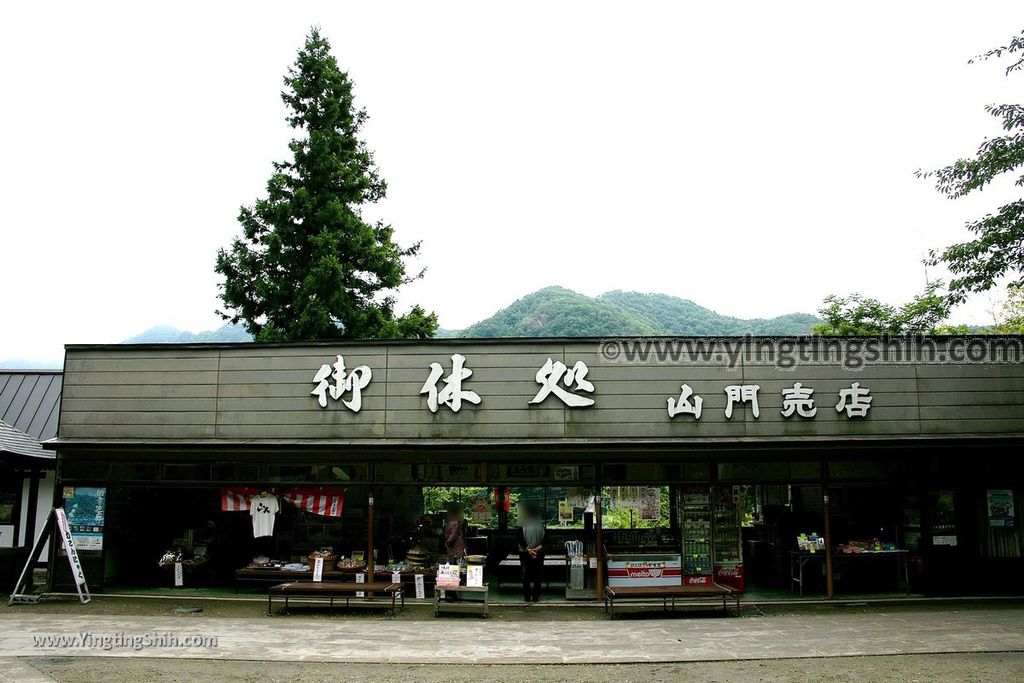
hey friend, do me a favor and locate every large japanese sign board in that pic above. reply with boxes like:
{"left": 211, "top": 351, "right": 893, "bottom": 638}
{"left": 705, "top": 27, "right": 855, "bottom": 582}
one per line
{"left": 57, "top": 337, "right": 1024, "bottom": 445}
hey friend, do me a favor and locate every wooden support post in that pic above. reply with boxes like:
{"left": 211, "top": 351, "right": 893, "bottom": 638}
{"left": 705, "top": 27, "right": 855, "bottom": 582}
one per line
{"left": 23, "top": 469, "right": 40, "bottom": 547}
{"left": 594, "top": 486, "right": 604, "bottom": 601}
{"left": 823, "top": 488, "right": 834, "bottom": 599}
{"left": 367, "top": 488, "right": 375, "bottom": 585}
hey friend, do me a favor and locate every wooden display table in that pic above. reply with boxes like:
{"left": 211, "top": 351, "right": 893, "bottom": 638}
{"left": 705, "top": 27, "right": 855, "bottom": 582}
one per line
{"left": 433, "top": 585, "right": 489, "bottom": 618}
{"left": 789, "top": 550, "right": 910, "bottom": 596}
{"left": 603, "top": 584, "right": 740, "bottom": 618}
{"left": 267, "top": 581, "right": 404, "bottom": 616}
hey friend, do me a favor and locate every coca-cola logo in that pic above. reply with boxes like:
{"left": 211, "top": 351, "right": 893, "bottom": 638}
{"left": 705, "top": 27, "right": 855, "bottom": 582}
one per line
{"left": 687, "top": 575, "right": 710, "bottom": 584}
{"left": 717, "top": 566, "right": 741, "bottom": 577}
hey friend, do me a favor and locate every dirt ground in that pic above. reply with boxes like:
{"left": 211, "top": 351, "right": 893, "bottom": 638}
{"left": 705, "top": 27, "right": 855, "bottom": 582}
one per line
{"left": 7, "top": 594, "right": 1023, "bottom": 621}
{"left": 24, "top": 653, "right": 1024, "bottom": 682}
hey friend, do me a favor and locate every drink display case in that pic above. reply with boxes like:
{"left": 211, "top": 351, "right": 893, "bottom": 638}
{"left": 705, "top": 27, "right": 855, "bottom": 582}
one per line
{"left": 712, "top": 485, "right": 745, "bottom": 591}
{"left": 679, "top": 485, "right": 713, "bottom": 584}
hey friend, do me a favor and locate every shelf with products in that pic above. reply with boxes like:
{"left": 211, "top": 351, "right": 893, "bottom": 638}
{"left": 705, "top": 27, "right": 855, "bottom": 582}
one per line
{"left": 679, "top": 486, "right": 713, "bottom": 575}
{"left": 605, "top": 528, "right": 676, "bottom": 553}
{"left": 712, "top": 485, "right": 742, "bottom": 565}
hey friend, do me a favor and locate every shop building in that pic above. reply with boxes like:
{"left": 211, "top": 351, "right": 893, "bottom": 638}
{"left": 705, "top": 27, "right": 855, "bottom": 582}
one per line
{"left": 46, "top": 337, "right": 1024, "bottom": 600}
{"left": 0, "top": 371, "right": 61, "bottom": 586}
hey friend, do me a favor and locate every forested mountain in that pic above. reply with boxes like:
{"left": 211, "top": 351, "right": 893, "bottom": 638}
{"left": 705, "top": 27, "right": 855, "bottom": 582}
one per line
{"left": 461, "top": 287, "right": 819, "bottom": 337}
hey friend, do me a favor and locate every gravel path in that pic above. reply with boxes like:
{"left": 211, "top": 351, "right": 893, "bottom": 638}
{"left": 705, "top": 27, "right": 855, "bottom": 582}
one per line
{"left": 18, "top": 653, "right": 1024, "bottom": 683}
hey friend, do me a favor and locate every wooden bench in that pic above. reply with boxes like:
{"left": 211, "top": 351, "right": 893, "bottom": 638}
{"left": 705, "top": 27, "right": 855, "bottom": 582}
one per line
{"left": 267, "top": 581, "right": 404, "bottom": 616}
{"left": 603, "top": 584, "right": 740, "bottom": 618}
{"left": 434, "top": 585, "right": 489, "bottom": 618}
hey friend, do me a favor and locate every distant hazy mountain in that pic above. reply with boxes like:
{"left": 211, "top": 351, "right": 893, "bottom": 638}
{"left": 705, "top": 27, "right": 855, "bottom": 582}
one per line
{"left": 124, "top": 323, "right": 253, "bottom": 344}
{"left": 433, "top": 328, "right": 462, "bottom": 339}
{"left": 459, "top": 287, "right": 820, "bottom": 337}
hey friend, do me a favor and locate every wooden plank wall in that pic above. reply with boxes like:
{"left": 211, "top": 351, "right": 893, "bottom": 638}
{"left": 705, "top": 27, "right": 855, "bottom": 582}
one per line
{"left": 58, "top": 339, "right": 1024, "bottom": 442}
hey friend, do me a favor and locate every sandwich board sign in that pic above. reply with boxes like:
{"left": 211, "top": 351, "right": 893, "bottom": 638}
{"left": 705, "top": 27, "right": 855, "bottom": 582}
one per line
{"left": 8, "top": 508, "right": 91, "bottom": 605}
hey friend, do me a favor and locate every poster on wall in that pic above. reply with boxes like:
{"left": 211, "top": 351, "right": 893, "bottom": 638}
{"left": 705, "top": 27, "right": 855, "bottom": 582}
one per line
{"left": 639, "top": 487, "right": 661, "bottom": 520}
{"left": 558, "top": 500, "right": 573, "bottom": 523}
{"left": 507, "top": 464, "right": 544, "bottom": 479}
{"left": 552, "top": 466, "right": 578, "bottom": 481}
{"left": 611, "top": 487, "right": 640, "bottom": 510}
{"left": 565, "top": 488, "right": 589, "bottom": 508}
{"left": 987, "top": 489, "right": 1016, "bottom": 527}
{"left": 63, "top": 487, "right": 106, "bottom": 551}
{"left": 469, "top": 495, "right": 491, "bottom": 525}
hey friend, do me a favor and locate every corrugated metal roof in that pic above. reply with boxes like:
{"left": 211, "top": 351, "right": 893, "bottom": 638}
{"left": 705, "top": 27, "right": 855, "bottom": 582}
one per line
{"left": 0, "top": 370, "right": 62, "bottom": 441}
{"left": 0, "top": 419, "right": 51, "bottom": 461}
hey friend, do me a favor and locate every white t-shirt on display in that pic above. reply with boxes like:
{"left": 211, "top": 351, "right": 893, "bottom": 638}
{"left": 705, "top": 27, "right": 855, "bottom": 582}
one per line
{"left": 250, "top": 494, "right": 279, "bottom": 538}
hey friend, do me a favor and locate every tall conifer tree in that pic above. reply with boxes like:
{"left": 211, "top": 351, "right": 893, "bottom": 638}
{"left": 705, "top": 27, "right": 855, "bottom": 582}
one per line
{"left": 216, "top": 29, "right": 436, "bottom": 341}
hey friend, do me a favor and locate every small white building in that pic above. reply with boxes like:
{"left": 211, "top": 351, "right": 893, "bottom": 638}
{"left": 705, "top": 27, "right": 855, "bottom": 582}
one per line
{"left": 0, "top": 371, "right": 60, "bottom": 584}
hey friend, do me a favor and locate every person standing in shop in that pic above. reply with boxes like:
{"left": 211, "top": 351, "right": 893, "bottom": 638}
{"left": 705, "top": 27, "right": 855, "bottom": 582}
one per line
{"left": 444, "top": 503, "right": 466, "bottom": 564}
{"left": 518, "top": 503, "right": 546, "bottom": 602}
{"left": 444, "top": 503, "right": 466, "bottom": 603}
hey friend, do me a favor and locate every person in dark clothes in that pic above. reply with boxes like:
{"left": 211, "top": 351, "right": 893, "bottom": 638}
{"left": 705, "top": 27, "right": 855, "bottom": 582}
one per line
{"left": 444, "top": 503, "right": 466, "bottom": 564}
{"left": 517, "top": 503, "right": 546, "bottom": 602}
{"left": 444, "top": 503, "right": 466, "bottom": 602}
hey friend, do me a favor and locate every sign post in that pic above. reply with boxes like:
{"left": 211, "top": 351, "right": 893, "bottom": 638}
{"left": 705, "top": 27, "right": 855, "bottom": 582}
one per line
{"left": 53, "top": 508, "right": 91, "bottom": 602}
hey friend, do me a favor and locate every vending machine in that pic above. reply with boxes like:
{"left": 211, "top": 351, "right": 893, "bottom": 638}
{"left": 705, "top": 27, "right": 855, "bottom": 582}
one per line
{"left": 712, "top": 485, "right": 745, "bottom": 591}
{"left": 679, "top": 485, "right": 713, "bottom": 585}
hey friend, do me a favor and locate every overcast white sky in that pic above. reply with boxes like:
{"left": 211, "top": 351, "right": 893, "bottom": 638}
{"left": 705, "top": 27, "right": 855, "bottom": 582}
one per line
{"left": 2, "top": 2, "right": 1022, "bottom": 364}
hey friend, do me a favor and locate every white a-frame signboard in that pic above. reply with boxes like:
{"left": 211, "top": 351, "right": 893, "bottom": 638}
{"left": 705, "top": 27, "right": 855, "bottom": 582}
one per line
{"left": 8, "top": 508, "right": 91, "bottom": 605}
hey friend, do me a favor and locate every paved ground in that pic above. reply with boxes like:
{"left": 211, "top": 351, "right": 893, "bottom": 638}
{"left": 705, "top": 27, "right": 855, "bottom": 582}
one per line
{"left": 6, "top": 653, "right": 1024, "bottom": 683}
{"left": 0, "top": 605, "right": 1022, "bottom": 665}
